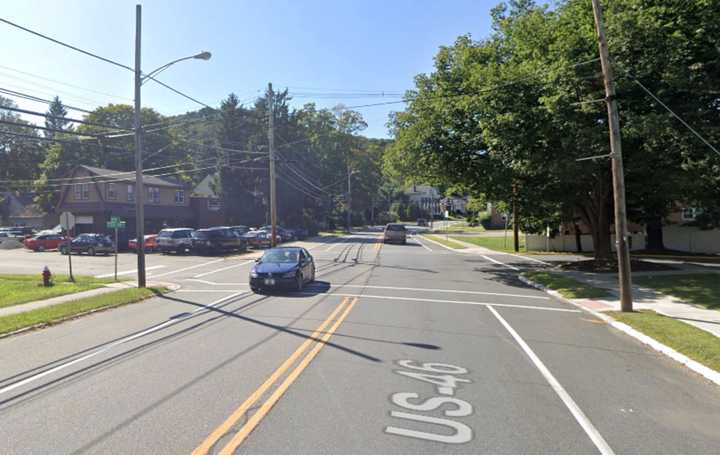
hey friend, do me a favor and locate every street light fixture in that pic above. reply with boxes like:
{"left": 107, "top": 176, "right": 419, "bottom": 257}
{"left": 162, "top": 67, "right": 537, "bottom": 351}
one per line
{"left": 133, "top": 4, "right": 211, "bottom": 287}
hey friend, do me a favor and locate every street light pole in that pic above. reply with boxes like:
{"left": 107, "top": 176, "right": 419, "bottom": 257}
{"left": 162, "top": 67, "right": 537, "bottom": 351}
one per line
{"left": 134, "top": 4, "right": 146, "bottom": 288}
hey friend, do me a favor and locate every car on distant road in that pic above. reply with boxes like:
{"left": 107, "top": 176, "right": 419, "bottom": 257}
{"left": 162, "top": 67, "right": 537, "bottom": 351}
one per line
{"left": 244, "top": 229, "right": 274, "bottom": 249}
{"left": 417, "top": 218, "right": 428, "bottom": 227}
{"left": 191, "top": 227, "right": 246, "bottom": 255}
{"left": 59, "top": 233, "right": 114, "bottom": 256}
{"left": 157, "top": 228, "right": 194, "bottom": 254}
{"left": 249, "top": 246, "right": 316, "bottom": 293}
{"left": 128, "top": 234, "right": 158, "bottom": 253}
{"left": 383, "top": 223, "right": 407, "bottom": 244}
{"left": 23, "top": 234, "right": 68, "bottom": 252}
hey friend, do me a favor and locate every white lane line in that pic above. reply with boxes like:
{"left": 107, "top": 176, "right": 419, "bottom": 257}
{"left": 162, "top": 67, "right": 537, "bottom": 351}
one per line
{"left": 411, "top": 237, "right": 433, "bottom": 252}
{"left": 496, "top": 251, "right": 550, "bottom": 265}
{"left": 328, "top": 284, "right": 549, "bottom": 300}
{"left": 94, "top": 265, "right": 165, "bottom": 278}
{"left": 176, "top": 289, "right": 244, "bottom": 293}
{"left": 193, "top": 260, "right": 254, "bottom": 278}
{"left": 0, "top": 291, "right": 247, "bottom": 397}
{"left": 185, "top": 279, "right": 247, "bottom": 286}
{"left": 150, "top": 258, "right": 226, "bottom": 278}
{"left": 481, "top": 255, "right": 520, "bottom": 271}
{"left": 322, "top": 292, "right": 578, "bottom": 313}
{"left": 487, "top": 306, "right": 614, "bottom": 455}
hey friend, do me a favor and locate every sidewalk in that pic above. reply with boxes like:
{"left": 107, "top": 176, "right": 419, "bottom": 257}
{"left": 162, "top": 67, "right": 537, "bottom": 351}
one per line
{"left": 560, "top": 270, "right": 720, "bottom": 338}
{"left": 0, "top": 281, "right": 175, "bottom": 318}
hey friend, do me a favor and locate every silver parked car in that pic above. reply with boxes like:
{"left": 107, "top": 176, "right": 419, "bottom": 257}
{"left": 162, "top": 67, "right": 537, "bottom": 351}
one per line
{"left": 157, "top": 227, "right": 194, "bottom": 254}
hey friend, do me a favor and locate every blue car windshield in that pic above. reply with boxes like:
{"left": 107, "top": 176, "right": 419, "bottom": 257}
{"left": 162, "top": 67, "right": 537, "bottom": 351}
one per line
{"left": 261, "top": 250, "right": 299, "bottom": 263}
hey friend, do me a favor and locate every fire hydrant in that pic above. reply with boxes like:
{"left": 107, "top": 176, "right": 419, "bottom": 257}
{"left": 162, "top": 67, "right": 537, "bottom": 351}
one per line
{"left": 42, "top": 266, "right": 52, "bottom": 287}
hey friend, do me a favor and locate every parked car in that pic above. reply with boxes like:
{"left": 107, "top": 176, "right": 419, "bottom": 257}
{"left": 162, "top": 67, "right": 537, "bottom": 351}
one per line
{"left": 417, "top": 218, "right": 428, "bottom": 227}
{"left": 383, "top": 223, "right": 407, "bottom": 244}
{"left": 157, "top": 228, "right": 194, "bottom": 254}
{"left": 24, "top": 234, "right": 68, "bottom": 252}
{"left": 191, "top": 227, "right": 247, "bottom": 255}
{"left": 249, "top": 247, "right": 316, "bottom": 293}
{"left": 0, "top": 229, "right": 27, "bottom": 242}
{"left": 245, "top": 229, "right": 278, "bottom": 249}
{"left": 59, "top": 234, "right": 114, "bottom": 256}
{"left": 289, "top": 228, "right": 309, "bottom": 240}
{"left": 129, "top": 234, "right": 158, "bottom": 253}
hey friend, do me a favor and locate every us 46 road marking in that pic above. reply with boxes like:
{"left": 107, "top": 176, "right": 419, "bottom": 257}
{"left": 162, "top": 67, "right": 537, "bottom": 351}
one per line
{"left": 385, "top": 360, "right": 473, "bottom": 444}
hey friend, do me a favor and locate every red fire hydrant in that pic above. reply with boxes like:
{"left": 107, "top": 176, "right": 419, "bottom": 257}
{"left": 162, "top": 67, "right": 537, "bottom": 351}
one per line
{"left": 42, "top": 266, "right": 52, "bottom": 287}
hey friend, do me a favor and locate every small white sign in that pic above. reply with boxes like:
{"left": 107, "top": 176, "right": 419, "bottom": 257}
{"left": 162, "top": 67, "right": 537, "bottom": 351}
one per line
{"left": 60, "top": 212, "right": 76, "bottom": 230}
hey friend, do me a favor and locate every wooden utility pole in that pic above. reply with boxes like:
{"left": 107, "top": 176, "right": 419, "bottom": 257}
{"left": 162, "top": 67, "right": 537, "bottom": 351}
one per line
{"left": 267, "top": 83, "right": 278, "bottom": 247}
{"left": 591, "top": 0, "right": 633, "bottom": 312}
{"left": 346, "top": 162, "right": 352, "bottom": 233}
{"left": 133, "top": 4, "right": 146, "bottom": 288}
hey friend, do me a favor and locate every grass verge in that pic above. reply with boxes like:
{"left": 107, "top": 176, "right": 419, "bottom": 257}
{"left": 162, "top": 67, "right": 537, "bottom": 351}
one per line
{"left": 635, "top": 274, "right": 720, "bottom": 310}
{"left": 0, "top": 274, "right": 115, "bottom": 309}
{"left": 609, "top": 310, "right": 720, "bottom": 372}
{"left": 0, "top": 287, "right": 166, "bottom": 337}
{"left": 431, "top": 222, "right": 486, "bottom": 234}
{"left": 422, "top": 234, "right": 467, "bottom": 249}
{"left": 524, "top": 271, "right": 610, "bottom": 299}
{"left": 452, "top": 235, "right": 526, "bottom": 253}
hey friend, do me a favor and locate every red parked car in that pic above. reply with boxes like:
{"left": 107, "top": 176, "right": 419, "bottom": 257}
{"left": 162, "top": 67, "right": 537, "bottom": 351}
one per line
{"left": 24, "top": 234, "right": 68, "bottom": 252}
{"left": 128, "top": 234, "right": 158, "bottom": 253}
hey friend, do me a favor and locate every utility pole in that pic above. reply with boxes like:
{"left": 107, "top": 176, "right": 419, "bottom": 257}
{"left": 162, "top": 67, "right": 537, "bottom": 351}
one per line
{"left": 267, "top": 83, "right": 278, "bottom": 247}
{"left": 512, "top": 184, "right": 519, "bottom": 253}
{"left": 346, "top": 162, "right": 352, "bottom": 233}
{"left": 592, "top": 0, "right": 633, "bottom": 312}
{"left": 133, "top": 4, "right": 146, "bottom": 288}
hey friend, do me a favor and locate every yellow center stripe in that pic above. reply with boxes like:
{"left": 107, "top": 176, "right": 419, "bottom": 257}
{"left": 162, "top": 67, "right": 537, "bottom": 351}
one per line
{"left": 218, "top": 297, "right": 359, "bottom": 454}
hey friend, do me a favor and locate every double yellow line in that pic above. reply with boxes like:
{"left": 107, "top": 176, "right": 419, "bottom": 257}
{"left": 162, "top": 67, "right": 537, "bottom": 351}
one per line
{"left": 192, "top": 296, "right": 358, "bottom": 455}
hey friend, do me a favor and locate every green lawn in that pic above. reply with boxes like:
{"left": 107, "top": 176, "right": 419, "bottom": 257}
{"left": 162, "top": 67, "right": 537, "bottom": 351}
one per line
{"left": 609, "top": 310, "right": 720, "bottom": 372}
{"left": 0, "top": 287, "right": 165, "bottom": 336}
{"left": 422, "top": 234, "right": 467, "bottom": 249}
{"left": 431, "top": 222, "right": 486, "bottom": 234}
{"left": 524, "top": 271, "right": 611, "bottom": 299}
{"left": 452, "top": 235, "right": 526, "bottom": 253}
{"left": 0, "top": 275, "right": 114, "bottom": 309}
{"left": 635, "top": 274, "right": 720, "bottom": 310}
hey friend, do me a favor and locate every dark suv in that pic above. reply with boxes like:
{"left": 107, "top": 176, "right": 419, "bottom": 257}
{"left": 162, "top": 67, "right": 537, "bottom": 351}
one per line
{"left": 59, "top": 234, "right": 114, "bottom": 256}
{"left": 191, "top": 227, "right": 247, "bottom": 255}
{"left": 157, "top": 228, "right": 194, "bottom": 254}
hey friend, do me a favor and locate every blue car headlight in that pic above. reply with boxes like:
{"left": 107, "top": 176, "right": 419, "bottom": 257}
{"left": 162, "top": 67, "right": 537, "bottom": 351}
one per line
{"left": 250, "top": 269, "right": 259, "bottom": 278}
{"left": 282, "top": 271, "right": 296, "bottom": 278}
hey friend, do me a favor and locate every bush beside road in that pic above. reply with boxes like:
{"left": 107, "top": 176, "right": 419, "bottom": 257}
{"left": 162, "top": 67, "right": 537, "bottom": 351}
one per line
{"left": 0, "top": 287, "right": 166, "bottom": 337}
{"left": 0, "top": 274, "right": 114, "bottom": 309}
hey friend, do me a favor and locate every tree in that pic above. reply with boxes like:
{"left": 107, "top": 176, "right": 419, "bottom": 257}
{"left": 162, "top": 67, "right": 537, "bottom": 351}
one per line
{"left": 44, "top": 96, "right": 70, "bottom": 139}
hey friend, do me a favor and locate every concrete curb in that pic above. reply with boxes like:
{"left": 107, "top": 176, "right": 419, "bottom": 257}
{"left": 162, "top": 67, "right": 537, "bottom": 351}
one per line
{"left": 418, "top": 234, "right": 465, "bottom": 252}
{"left": 518, "top": 274, "right": 720, "bottom": 387}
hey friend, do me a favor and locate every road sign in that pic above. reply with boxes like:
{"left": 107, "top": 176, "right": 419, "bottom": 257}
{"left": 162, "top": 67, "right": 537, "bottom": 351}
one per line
{"left": 60, "top": 212, "right": 76, "bottom": 230}
{"left": 107, "top": 218, "right": 126, "bottom": 229}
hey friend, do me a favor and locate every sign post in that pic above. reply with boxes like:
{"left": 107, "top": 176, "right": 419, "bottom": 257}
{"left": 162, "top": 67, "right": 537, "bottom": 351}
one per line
{"left": 60, "top": 212, "right": 76, "bottom": 282}
{"left": 106, "top": 217, "right": 126, "bottom": 281}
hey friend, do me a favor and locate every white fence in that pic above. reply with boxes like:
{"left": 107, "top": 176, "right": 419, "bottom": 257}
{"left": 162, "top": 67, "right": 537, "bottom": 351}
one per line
{"left": 525, "top": 233, "right": 646, "bottom": 253}
{"left": 663, "top": 226, "right": 720, "bottom": 254}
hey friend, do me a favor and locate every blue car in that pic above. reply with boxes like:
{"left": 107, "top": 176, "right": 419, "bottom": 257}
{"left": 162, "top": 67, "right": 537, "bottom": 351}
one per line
{"left": 249, "top": 247, "right": 316, "bottom": 293}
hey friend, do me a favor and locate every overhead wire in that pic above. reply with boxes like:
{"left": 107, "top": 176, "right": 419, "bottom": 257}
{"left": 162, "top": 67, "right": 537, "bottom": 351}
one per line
{"left": 0, "top": 104, "right": 131, "bottom": 132}
{"left": 0, "top": 87, "right": 93, "bottom": 113}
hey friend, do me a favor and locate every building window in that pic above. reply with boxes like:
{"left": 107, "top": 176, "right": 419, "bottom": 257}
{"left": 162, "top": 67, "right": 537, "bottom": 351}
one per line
{"left": 75, "top": 183, "right": 90, "bottom": 200}
{"left": 107, "top": 183, "right": 117, "bottom": 200}
{"left": 208, "top": 198, "right": 221, "bottom": 211}
{"left": 174, "top": 190, "right": 185, "bottom": 204}
{"left": 682, "top": 207, "right": 702, "bottom": 221}
{"left": 127, "top": 185, "right": 135, "bottom": 202}
{"left": 147, "top": 187, "right": 160, "bottom": 204}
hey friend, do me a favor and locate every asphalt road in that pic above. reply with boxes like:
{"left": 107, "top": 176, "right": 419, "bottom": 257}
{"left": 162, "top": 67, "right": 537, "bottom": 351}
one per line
{"left": 1, "top": 231, "right": 719, "bottom": 454}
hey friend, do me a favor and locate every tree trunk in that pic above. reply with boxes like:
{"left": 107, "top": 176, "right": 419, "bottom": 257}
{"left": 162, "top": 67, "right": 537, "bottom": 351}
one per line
{"left": 645, "top": 216, "right": 664, "bottom": 251}
{"left": 573, "top": 223, "right": 583, "bottom": 252}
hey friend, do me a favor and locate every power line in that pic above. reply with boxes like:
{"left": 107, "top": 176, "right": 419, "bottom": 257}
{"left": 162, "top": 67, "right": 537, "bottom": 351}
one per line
{"left": 0, "top": 87, "right": 93, "bottom": 113}
{"left": 0, "top": 129, "right": 124, "bottom": 150}
{"left": 0, "top": 119, "right": 107, "bottom": 138}
{"left": 0, "top": 104, "right": 131, "bottom": 132}
{"left": 275, "top": 169, "right": 325, "bottom": 201}
{"left": 276, "top": 154, "right": 328, "bottom": 193}
{"left": 0, "top": 63, "right": 133, "bottom": 102}
{"left": 0, "top": 17, "right": 133, "bottom": 72}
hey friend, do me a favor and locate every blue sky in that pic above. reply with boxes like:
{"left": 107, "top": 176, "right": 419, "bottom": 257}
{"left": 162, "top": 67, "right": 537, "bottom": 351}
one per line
{"left": 1, "top": 0, "right": 500, "bottom": 138}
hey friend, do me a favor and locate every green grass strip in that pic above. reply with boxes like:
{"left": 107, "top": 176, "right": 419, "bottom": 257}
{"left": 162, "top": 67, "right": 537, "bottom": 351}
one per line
{"left": 0, "top": 274, "right": 115, "bottom": 309}
{"left": 0, "top": 287, "right": 165, "bottom": 337}
{"left": 452, "top": 235, "right": 526, "bottom": 253}
{"left": 422, "top": 234, "right": 467, "bottom": 249}
{"left": 635, "top": 274, "right": 720, "bottom": 310}
{"left": 609, "top": 310, "right": 720, "bottom": 372}
{"left": 524, "top": 271, "right": 610, "bottom": 299}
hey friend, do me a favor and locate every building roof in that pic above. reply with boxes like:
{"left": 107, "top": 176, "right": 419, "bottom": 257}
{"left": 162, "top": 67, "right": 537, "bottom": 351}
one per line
{"left": 78, "top": 165, "right": 184, "bottom": 188}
